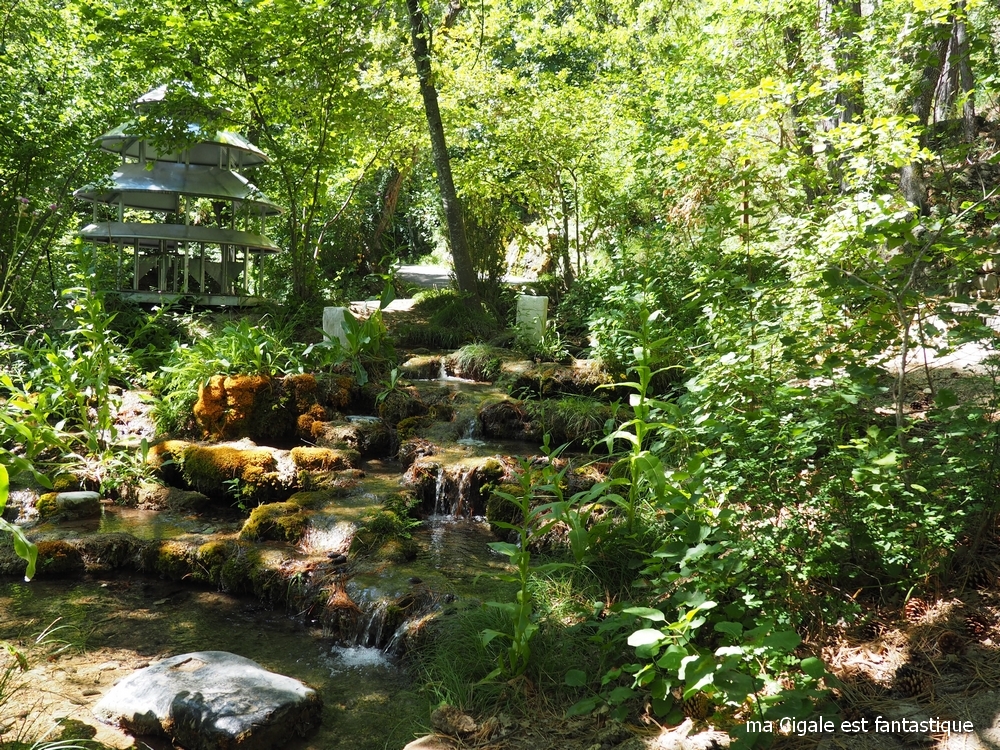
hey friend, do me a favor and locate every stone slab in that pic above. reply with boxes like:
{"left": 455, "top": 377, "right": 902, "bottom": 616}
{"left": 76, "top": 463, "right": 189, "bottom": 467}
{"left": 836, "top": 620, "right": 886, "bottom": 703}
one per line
{"left": 93, "top": 651, "right": 321, "bottom": 750}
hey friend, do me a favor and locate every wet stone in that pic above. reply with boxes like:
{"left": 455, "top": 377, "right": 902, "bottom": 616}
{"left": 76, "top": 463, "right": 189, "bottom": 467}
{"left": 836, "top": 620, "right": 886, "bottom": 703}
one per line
{"left": 92, "top": 650, "right": 322, "bottom": 750}
{"left": 53, "top": 491, "right": 102, "bottom": 519}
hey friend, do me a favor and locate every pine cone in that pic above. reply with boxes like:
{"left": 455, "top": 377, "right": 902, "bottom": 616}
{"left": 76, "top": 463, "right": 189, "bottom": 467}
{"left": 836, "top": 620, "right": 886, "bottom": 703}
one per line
{"left": 894, "top": 664, "right": 932, "bottom": 697}
{"left": 965, "top": 612, "right": 990, "bottom": 640}
{"left": 904, "top": 597, "right": 929, "bottom": 621}
{"left": 937, "top": 630, "right": 965, "bottom": 655}
{"left": 969, "top": 568, "right": 994, "bottom": 590}
{"left": 681, "top": 692, "right": 713, "bottom": 720}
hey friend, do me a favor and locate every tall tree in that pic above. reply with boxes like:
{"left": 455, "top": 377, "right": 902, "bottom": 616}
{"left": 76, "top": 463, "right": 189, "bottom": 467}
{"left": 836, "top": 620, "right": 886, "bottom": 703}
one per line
{"left": 405, "top": 0, "right": 479, "bottom": 299}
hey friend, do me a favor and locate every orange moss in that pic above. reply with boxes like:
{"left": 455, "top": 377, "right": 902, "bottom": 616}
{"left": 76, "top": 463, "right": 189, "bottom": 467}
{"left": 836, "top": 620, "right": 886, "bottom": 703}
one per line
{"left": 148, "top": 439, "right": 190, "bottom": 467}
{"left": 326, "top": 375, "right": 354, "bottom": 409}
{"left": 297, "top": 413, "right": 316, "bottom": 437}
{"left": 223, "top": 374, "right": 271, "bottom": 423}
{"left": 287, "top": 373, "right": 318, "bottom": 411}
{"left": 308, "top": 403, "right": 329, "bottom": 420}
{"left": 325, "top": 583, "right": 361, "bottom": 614}
{"left": 193, "top": 375, "right": 227, "bottom": 433}
{"left": 34, "top": 540, "right": 84, "bottom": 577}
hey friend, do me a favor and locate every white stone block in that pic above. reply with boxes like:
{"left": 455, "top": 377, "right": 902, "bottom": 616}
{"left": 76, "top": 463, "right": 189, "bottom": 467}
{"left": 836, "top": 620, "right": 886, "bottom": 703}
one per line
{"left": 322, "top": 306, "right": 349, "bottom": 347}
{"left": 516, "top": 295, "right": 548, "bottom": 344}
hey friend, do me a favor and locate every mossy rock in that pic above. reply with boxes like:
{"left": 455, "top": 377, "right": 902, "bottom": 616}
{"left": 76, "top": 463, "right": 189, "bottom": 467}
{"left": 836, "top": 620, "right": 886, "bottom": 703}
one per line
{"left": 146, "top": 439, "right": 192, "bottom": 486}
{"left": 75, "top": 533, "right": 142, "bottom": 571}
{"left": 383, "top": 490, "right": 421, "bottom": 519}
{"left": 35, "top": 492, "right": 59, "bottom": 519}
{"left": 34, "top": 540, "right": 85, "bottom": 578}
{"left": 377, "top": 388, "right": 427, "bottom": 427}
{"left": 477, "top": 398, "right": 539, "bottom": 441}
{"left": 52, "top": 473, "right": 81, "bottom": 492}
{"left": 399, "top": 355, "right": 442, "bottom": 380}
{"left": 402, "top": 457, "right": 441, "bottom": 502}
{"left": 498, "top": 359, "right": 616, "bottom": 400}
{"left": 239, "top": 502, "right": 309, "bottom": 542}
{"left": 178, "top": 444, "right": 285, "bottom": 502}
{"left": 290, "top": 446, "right": 360, "bottom": 471}
{"left": 319, "top": 374, "right": 356, "bottom": 410}
{"left": 398, "top": 438, "right": 436, "bottom": 469}
{"left": 56, "top": 718, "right": 97, "bottom": 742}
{"left": 397, "top": 415, "right": 433, "bottom": 440}
{"left": 193, "top": 374, "right": 300, "bottom": 443}
{"left": 194, "top": 539, "right": 262, "bottom": 594}
{"left": 372, "top": 537, "right": 419, "bottom": 563}
{"left": 311, "top": 419, "right": 394, "bottom": 458}
{"left": 446, "top": 345, "right": 505, "bottom": 381}
{"left": 219, "top": 542, "right": 263, "bottom": 594}
{"left": 155, "top": 540, "right": 195, "bottom": 581}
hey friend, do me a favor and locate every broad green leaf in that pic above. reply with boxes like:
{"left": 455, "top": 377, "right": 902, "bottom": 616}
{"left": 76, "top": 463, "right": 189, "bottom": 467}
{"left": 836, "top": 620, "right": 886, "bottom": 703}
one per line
{"left": 800, "top": 657, "right": 827, "bottom": 679}
{"left": 762, "top": 631, "right": 802, "bottom": 652}
{"left": 623, "top": 606, "right": 666, "bottom": 622}
{"left": 565, "top": 669, "right": 587, "bottom": 687}
{"left": 628, "top": 628, "right": 666, "bottom": 648}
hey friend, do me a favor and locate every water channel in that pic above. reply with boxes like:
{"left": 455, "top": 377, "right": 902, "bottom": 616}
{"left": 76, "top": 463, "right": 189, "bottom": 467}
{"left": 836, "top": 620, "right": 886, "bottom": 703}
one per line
{"left": 0, "top": 370, "right": 553, "bottom": 750}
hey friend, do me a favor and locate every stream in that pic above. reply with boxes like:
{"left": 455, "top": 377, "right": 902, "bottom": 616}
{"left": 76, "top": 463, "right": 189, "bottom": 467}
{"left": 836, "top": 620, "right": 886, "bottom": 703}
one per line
{"left": 0, "top": 371, "right": 543, "bottom": 750}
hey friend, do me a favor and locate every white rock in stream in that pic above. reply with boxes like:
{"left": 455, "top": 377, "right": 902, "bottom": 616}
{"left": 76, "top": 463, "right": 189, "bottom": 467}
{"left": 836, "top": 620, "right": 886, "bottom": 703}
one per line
{"left": 93, "top": 651, "right": 322, "bottom": 750}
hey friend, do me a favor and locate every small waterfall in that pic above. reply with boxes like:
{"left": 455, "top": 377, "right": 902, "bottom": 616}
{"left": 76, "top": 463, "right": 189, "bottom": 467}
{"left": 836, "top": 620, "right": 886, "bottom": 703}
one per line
{"left": 428, "top": 465, "right": 483, "bottom": 517}
{"left": 357, "top": 599, "right": 393, "bottom": 648}
{"left": 456, "top": 418, "right": 485, "bottom": 446}
{"left": 454, "top": 467, "right": 475, "bottom": 516}
{"left": 433, "top": 466, "right": 448, "bottom": 515}
{"left": 339, "top": 583, "right": 438, "bottom": 653}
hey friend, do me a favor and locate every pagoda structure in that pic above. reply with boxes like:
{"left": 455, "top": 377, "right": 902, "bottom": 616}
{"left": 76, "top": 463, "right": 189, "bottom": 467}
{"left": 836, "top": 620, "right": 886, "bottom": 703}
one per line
{"left": 75, "top": 85, "right": 282, "bottom": 306}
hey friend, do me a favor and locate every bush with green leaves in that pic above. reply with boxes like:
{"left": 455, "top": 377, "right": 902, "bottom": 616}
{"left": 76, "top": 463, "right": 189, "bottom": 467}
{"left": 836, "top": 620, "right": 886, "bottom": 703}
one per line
{"left": 154, "top": 314, "right": 309, "bottom": 432}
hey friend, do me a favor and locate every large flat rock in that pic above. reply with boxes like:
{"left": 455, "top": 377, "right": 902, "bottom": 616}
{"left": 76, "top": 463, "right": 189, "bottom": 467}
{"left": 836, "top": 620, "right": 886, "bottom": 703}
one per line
{"left": 93, "top": 651, "right": 322, "bottom": 750}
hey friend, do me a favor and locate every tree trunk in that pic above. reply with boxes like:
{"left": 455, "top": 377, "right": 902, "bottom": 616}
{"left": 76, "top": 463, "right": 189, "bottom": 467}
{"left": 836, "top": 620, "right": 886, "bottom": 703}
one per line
{"left": 900, "top": 24, "right": 950, "bottom": 213}
{"left": 405, "top": 0, "right": 479, "bottom": 299}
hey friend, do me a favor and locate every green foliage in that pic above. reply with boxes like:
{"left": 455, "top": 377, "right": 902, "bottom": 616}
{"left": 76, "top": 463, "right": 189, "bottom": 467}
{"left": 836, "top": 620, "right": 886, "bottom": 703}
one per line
{"left": 155, "top": 314, "right": 308, "bottom": 432}
{"left": 523, "top": 397, "right": 616, "bottom": 447}
{"left": 304, "top": 308, "right": 396, "bottom": 387}
{"left": 1, "top": 280, "right": 127, "bottom": 470}
{"left": 450, "top": 343, "right": 504, "bottom": 382}
{"left": 482, "top": 451, "right": 575, "bottom": 679}
{"left": 0, "top": 464, "right": 37, "bottom": 581}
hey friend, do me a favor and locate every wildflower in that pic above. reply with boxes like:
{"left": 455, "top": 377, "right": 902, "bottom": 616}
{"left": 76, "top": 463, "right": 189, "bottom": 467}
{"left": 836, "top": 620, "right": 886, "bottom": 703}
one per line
{"left": 48, "top": 203, "right": 58, "bottom": 211}
{"left": 17, "top": 196, "right": 28, "bottom": 204}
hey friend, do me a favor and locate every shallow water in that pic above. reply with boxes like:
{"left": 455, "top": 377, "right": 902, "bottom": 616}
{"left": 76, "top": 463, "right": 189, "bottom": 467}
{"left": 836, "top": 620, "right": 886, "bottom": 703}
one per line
{"left": 0, "top": 577, "right": 429, "bottom": 750}
{"left": 1, "top": 376, "right": 548, "bottom": 748}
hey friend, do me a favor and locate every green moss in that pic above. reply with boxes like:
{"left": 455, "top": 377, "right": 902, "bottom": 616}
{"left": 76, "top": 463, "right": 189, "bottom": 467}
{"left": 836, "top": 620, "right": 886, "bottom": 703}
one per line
{"left": 56, "top": 718, "right": 98, "bottom": 741}
{"left": 377, "top": 389, "right": 427, "bottom": 427}
{"left": 239, "top": 502, "right": 309, "bottom": 542}
{"left": 52, "top": 473, "right": 81, "bottom": 492}
{"left": 373, "top": 537, "right": 419, "bottom": 563}
{"left": 290, "top": 446, "right": 360, "bottom": 471}
{"left": 156, "top": 541, "right": 194, "bottom": 581}
{"left": 35, "top": 492, "right": 59, "bottom": 519}
{"left": 219, "top": 542, "right": 263, "bottom": 594}
{"left": 397, "top": 415, "right": 433, "bottom": 439}
{"left": 287, "top": 490, "right": 335, "bottom": 509}
{"left": 34, "top": 540, "right": 84, "bottom": 578}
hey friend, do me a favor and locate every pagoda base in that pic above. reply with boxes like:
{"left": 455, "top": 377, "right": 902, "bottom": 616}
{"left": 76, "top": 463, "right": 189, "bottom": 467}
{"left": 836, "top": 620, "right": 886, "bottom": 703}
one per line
{"left": 111, "top": 290, "right": 266, "bottom": 307}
